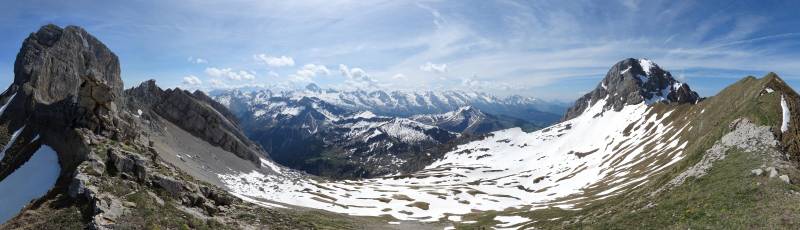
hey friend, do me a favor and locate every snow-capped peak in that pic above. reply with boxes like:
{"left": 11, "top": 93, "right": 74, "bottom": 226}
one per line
{"left": 638, "top": 58, "right": 657, "bottom": 76}
{"left": 563, "top": 58, "right": 699, "bottom": 120}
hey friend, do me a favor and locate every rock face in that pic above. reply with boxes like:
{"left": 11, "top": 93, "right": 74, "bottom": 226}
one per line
{"left": 9, "top": 25, "right": 127, "bottom": 133}
{"left": 151, "top": 88, "right": 263, "bottom": 165}
{"left": 0, "top": 25, "right": 272, "bottom": 228}
{"left": 13, "top": 24, "right": 123, "bottom": 103}
{"left": 563, "top": 58, "right": 700, "bottom": 120}
{"left": 123, "top": 79, "right": 266, "bottom": 166}
{"left": 0, "top": 24, "right": 134, "bottom": 180}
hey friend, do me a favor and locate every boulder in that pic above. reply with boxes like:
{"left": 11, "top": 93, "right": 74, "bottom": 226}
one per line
{"left": 152, "top": 174, "right": 185, "bottom": 196}
{"left": 780, "top": 175, "right": 791, "bottom": 184}
{"left": 751, "top": 168, "right": 764, "bottom": 176}
{"left": 107, "top": 149, "right": 148, "bottom": 181}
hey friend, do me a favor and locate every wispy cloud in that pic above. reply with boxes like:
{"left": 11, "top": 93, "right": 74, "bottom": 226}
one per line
{"left": 253, "top": 54, "right": 295, "bottom": 67}
{"left": 182, "top": 75, "right": 202, "bottom": 85}
{"left": 3, "top": 0, "right": 799, "bottom": 100}
{"left": 187, "top": 56, "right": 207, "bottom": 64}
{"left": 205, "top": 67, "right": 256, "bottom": 80}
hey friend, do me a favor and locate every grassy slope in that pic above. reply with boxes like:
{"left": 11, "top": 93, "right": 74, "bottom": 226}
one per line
{"left": 455, "top": 74, "right": 800, "bottom": 229}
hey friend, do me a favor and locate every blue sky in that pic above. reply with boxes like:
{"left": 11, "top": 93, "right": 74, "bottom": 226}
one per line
{"left": 0, "top": 0, "right": 799, "bottom": 101}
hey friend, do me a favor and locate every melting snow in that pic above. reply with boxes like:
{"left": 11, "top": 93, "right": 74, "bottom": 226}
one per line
{"left": 353, "top": 111, "right": 377, "bottom": 119}
{"left": 620, "top": 66, "right": 632, "bottom": 75}
{"left": 0, "top": 93, "right": 17, "bottom": 117}
{"left": 781, "top": 95, "right": 790, "bottom": 132}
{"left": 0, "top": 145, "right": 60, "bottom": 223}
{"left": 220, "top": 99, "right": 688, "bottom": 222}
{"left": 0, "top": 126, "right": 25, "bottom": 159}
{"left": 280, "top": 107, "right": 304, "bottom": 116}
{"left": 638, "top": 59, "right": 656, "bottom": 75}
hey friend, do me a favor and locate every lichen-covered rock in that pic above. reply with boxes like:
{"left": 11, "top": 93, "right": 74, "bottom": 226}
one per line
{"left": 780, "top": 175, "right": 791, "bottom": 184}
{"left": 107, "top": 149, "right": 148, "bottom": 181}
{"left": 90, "top": 194, "right": 128, "bottom": 230}
{"left": 152, "top": 173, "right": 186, "bottom": 196}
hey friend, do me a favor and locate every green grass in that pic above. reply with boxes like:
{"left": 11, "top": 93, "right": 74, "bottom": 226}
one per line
{"left": 454, "top": 74, "right": 800, "bottom": 229}
{"left": 574, "top": 149, "right": 800, "bottom": 229}
{"left": 115, "top": 191, "right": 231, "bottom": 230}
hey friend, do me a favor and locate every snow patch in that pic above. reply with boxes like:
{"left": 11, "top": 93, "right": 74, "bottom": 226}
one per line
{"left": 280, "top": 107, "right": 304, "bottom": 116}
{"left": 781, "top": 95, "right": 790, "bottom": 132}
{"left": 0, "top": 93, "right": 17, "bottom": 117}
{"left": 0, "top": 126, "right": 25, "bottom": 159}
{"left": 620, "top": 66, "right": 632, "bottom": 75}
{"left": 353, "top": 111, "right": 377, "bottom": 119}
{"left": 638, "top": 58, "right": 656, "bottom": 75}
{"left": 220, "top": 99, "right": 688, "bottom": 222}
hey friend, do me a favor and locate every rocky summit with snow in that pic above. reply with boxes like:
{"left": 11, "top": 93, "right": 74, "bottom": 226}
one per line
{"left": 563, "top": 58, "right": 700, "bottom": 120}
{"left": 2, "top": 25, "right": 800, "bottom": 230}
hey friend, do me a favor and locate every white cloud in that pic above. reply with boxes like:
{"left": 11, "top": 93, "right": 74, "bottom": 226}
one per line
{"left": 420, "top": 62, "right": 447, "bottom": 73}
{"left": 340, "top": 64, "right": 378, "bottom": 89}
{"left": 182, "top": 75, "right": 202, "bottom": 85}
{"left": 209, "top": 78, "right": 225, "bottom": 86}
{"left": 289, "top": 64, "right": 331, "bottom": 83}
{"left": 187, "top": 56, "right": 208, "bottom": 64}
{"left": 205, "top": 67, "right": 256, "bottom": 80}
{"left": 391, "top": 73, "right": 407, "bottom": 80}
{"left": 267, "top": 70, "right": 280, "bottom": 78}
{"left": 253, "top": 54, "right": 295, "bottom": 67}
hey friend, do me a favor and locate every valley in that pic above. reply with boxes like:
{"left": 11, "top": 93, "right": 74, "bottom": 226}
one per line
{"left": 0, "top": 23, "right": 799, "bottom": 230}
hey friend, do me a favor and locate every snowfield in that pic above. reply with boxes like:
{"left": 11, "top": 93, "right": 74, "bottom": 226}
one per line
{"left": 220, "top": 100, "right": 689, "bottom": 226}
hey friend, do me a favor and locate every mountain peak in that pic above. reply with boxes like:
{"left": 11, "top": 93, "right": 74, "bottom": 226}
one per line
{"left": 563, "top": 58, "right": 699, "bottom": 120}
{"left": 305, "top": 83, "right": 322, "bottom": 92}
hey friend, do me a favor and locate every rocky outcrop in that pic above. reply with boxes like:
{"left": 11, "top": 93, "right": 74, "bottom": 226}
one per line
{"left": 0, "top": 24, "right": 136, "bottom": 182}
{"left": 563, "top": 58, "right": 700, "bottom": 120}
{"left": 152, "top": 88, "right": 262, "bottom": 165}
{"left": 654, "top": 118, "right": 783, "bottom": 195}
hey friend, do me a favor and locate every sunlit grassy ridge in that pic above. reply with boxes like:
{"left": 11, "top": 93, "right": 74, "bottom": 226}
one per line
{"left": 456, "top": 74, "right": 800, "bottom": 229}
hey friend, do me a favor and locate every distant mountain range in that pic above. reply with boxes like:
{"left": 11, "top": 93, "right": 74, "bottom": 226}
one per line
{"left": 209, "top": 88, "right": 549, "bottom": 178}
{"left": 5, "top": 25, "right": 800, "bottom": 230}
{"left": 211, "top": 84, "right": 567, "bottom": 125}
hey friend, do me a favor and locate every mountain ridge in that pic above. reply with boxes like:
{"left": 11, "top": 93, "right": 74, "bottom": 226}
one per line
{"left": 211, "top": 85, "right": 566, "bottom": 125}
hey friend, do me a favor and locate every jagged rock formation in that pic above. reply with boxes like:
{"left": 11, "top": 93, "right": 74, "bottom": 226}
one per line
{"left": 0, "top": 24, "right": 133, "bottom": 181}
{"left": 0, "top": 25, "right": 346, "bottom": 229}
{"left": 563, "top": 58, "right": 700, "bottom": 120}
{"left": 151, "top": 88, "right": 263, "bottom": 164}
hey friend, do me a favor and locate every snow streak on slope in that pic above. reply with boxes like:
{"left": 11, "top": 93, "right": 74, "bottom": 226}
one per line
{"left": 0, "top": 145, "right": 60, "bottom": 223}
{"left": 0, "top": 126, "right": 25, "bottom": 159}
{"left": 781, "top": 95, "right": 790, "bottom": 132}
{"left": 220, "top": 100, "right": 688, "bottom": 223}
